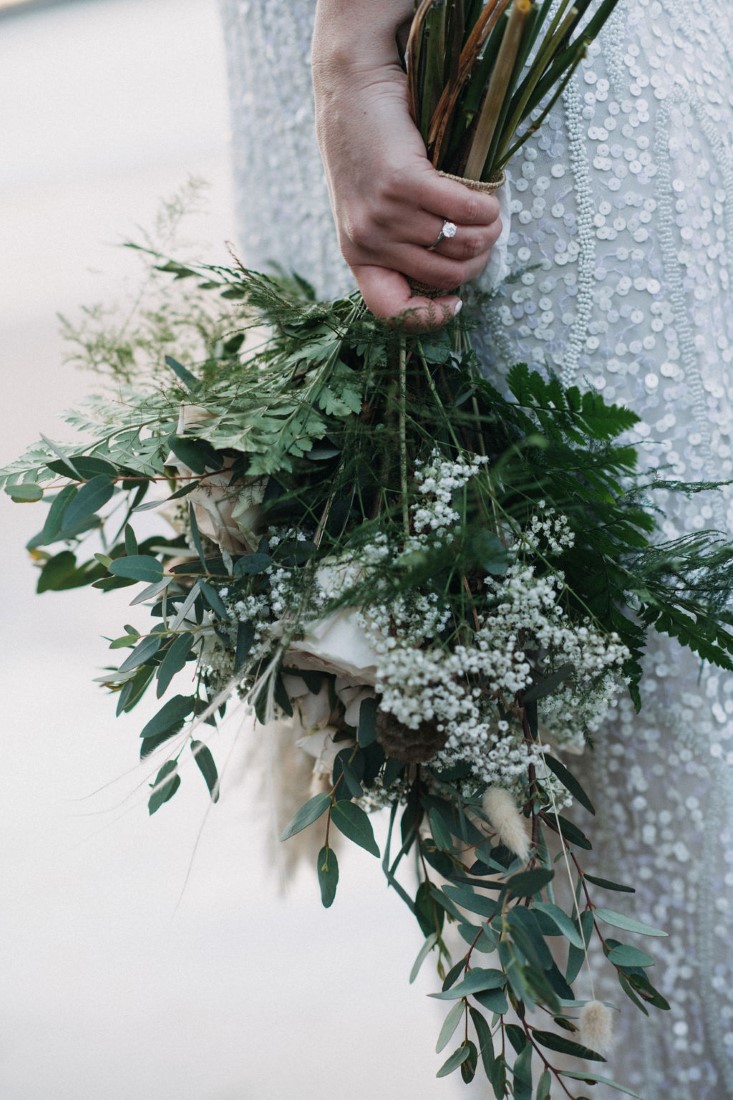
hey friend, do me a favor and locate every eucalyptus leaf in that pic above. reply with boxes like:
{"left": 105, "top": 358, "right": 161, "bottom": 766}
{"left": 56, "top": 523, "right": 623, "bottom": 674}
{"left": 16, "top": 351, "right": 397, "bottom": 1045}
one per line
{"left": 542, "top": 753, "right": 596, "bottom": 814}
{"left": 436, "top": 1044, "right": 471, "bottom": 1079}
{"left": 109, "top": 555, "right": 164, "bottom": 583}
{"left": 533, "top": 901, "right": 585, "bottom": 948}
{"left": 280, "top": 792, "right": 330, "bottom": 841}
{"left": 430, "top": 968, "right": 506, "bottom": 1000}
{"left": 156, "top": 632, "right": 195, "bottom": 697}
{"left": 435, "top": 999, "right": 465, "bottom": 1054}
{"left": 317, "top": 845, "right": 339, "bottom": 908}
{"left": 61, "top": 475, "right": 114, "bottom": 531}
{"left": 190, "top": 740, "right": 219, "bottom": 802}
{"left": 331, "top": 800, "right": 380, "bottom": 857}
{"left": 410, "top": 932, "right": 439, "bottom": 985}
{"left": 560, "top": 1070, "right": 643, "bottom": 1098}
{"left": 139, "top": 694, "right": 195, "bottom": 740}
{"left": 357, "top": 696, "right": 378, "bottom": 747}
{"left": 148, "top": 761, "right": 181, "bottom": 815}
{"left": 595, "top": 908, "right": 668, "bottom": 938}
{"left": 5, "top": 482, "right": 43, "bottom": 503}
{"left": 607, "top": 943, "right": 656, "bottom": 969}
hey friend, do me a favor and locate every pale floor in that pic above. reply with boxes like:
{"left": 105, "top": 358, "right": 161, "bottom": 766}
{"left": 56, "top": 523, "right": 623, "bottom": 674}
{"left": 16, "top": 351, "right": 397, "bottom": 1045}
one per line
{"left": 0, "top": 2, "right": 464, "bottom": 1097}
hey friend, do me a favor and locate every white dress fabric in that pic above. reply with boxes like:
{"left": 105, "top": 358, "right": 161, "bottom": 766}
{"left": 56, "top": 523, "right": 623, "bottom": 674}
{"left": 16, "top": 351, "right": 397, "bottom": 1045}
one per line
{"left": 218, "top": 1, "right": 733, "bottom": 1095}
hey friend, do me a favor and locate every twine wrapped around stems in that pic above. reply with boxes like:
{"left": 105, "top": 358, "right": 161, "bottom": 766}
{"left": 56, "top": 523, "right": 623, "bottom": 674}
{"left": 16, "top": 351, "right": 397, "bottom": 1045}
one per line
{"left": 409, "top": 170, "right": 505, "bottom": 299}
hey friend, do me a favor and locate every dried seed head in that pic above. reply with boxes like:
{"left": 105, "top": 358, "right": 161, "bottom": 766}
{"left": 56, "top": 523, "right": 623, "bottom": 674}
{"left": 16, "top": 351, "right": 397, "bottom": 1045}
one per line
{"left": 481, "top": 786, "right": 530, "bottom": 862}
{"left": 579, "top": 1000, "right": 615, "bottom": 1055}
{"left": 375, "top": 710, "right": 448, "bottom": 764}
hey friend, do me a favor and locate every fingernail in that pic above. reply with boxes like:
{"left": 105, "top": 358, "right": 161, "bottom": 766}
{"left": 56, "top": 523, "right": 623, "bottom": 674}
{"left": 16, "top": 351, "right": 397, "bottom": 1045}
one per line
{"left": 453, "top": 300, "right": 463, "bottom": 317}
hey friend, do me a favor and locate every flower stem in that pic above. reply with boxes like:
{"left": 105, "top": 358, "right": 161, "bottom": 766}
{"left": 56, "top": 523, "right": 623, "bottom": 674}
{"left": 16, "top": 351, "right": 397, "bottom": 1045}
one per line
{"left": 399, "top": 335, "right": 410, "bottom": 541}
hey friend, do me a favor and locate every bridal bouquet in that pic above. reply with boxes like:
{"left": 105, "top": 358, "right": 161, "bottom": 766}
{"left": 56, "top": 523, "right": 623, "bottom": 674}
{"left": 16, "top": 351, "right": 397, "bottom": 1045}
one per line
{"left": 5, "top": 263, "right": 733, "bottom": 1097}
{"left": 5, "top": 1, "right": 732, "bottom": 1096}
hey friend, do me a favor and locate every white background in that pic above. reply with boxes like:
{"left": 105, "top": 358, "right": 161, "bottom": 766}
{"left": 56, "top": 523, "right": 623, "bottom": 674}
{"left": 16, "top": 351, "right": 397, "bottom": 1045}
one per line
{"left": 0, "top": 2, "right": 466, "bottom": 1097}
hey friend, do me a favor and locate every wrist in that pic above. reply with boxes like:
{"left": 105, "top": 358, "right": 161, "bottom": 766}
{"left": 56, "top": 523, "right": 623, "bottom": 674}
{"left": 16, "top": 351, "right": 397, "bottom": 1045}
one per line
{"left": 312, "top": 1, "right": 412, "bottom": 70}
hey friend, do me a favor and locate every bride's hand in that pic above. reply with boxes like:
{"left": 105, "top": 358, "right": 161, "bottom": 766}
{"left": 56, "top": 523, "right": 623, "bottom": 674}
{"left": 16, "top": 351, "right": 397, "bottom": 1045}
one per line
{"left": 312, "top": 5, "right": 503, "bottom": 330}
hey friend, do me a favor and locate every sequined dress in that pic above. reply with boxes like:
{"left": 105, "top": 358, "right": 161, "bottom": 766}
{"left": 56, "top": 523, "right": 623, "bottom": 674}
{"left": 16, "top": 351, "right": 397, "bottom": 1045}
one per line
{"left": 218, "top": 1, "right": 733, "bottom": 1095}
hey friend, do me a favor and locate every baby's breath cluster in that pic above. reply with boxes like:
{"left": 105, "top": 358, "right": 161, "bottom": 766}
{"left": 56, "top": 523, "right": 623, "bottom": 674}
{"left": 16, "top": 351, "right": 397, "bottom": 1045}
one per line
{"left": 409, "top": 451, "right": 489, "bottom": 543}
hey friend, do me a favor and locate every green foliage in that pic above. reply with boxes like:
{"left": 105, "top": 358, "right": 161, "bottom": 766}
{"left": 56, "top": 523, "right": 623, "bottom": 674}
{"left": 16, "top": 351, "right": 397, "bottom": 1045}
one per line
{"left": 280, "top": 793, "right": 331, "bottom": 841}
{"left": 5, "top": 248, "right": 731, "bottom": 1099}
{"left": 330, "top": 800, "right": 380, "bottom": 857}
{"left": 317, "top": 846, "right": 339, "bottom": 908}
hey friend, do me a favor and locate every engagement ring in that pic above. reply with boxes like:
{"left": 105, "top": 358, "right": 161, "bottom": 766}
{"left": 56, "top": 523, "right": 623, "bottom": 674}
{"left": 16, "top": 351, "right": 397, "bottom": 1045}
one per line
{"left": 427, "top": 219, "right": 457, "bottom": 251}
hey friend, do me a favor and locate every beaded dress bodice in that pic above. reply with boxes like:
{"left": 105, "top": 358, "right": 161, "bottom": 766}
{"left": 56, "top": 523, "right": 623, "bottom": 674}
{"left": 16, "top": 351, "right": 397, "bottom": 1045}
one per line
{"left": 218, "top": 1, "right": 733, "bottom": 1094}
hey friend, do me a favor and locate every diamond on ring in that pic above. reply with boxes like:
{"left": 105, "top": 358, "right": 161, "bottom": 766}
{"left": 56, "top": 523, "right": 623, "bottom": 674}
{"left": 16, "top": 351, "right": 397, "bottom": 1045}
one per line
{"left": 428, "top": 219, "right": 458, "bottom": 251}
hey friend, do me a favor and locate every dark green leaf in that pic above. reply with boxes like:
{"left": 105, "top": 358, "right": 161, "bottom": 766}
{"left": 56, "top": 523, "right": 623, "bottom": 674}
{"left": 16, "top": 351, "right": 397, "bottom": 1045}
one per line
{"left": 607, "top": 944, "right": 656, "bottom": 969}
{"left": 332, "top": 748, "right": 363, "bottom": 799}
{"left": 410, "top": 932, "right": 439, "bottom": 985}
{"left": 357, "top": 696, "right": 378, "bottom": 747}
{"left": 542, "top": 754, "right": 595, "bottom": 814}
{"left": 566, "top": 910, "right": 594, "bottom": 984}
{"left": 5, "top": 482, "right": 43, "bottom": 503}
{"left": 165, "top": 355, "right": 199, "bottom": 390}
{"left": 36, "top": 550, "right": 77, "bottom": 593}
{"left": 61, "top": 475, "right": 114, "bottom": 531}
{"left": 506, "top": 867, "right": 554, "bottom": 898}
{"left": 441, "top": 884, "right": 500, "bottom": 919}
{"left": 469, "top": 1007, "right": 496, "bottom": 1076}
{"left": 560, "top": 1070, "right": 643, "bottom": 1097}
{"left": 473, "top": 987, "right": 509, "bottom": 1015}
{"left": 490, "top": 1055, "right": 508, "bottom": 1100}
{"left": 533, "top": 1030, "right": 606, "bottom": 1061}
{"left": 156, "top": 632, "right": 195, "bottom": 697}
{"left": 124, "top": 524, "right": 138, "bottom": 556}
{"left": 533, "top": 902, "right": 585, "bottom": 948}
{"left": 167, "top": 434, "right": 220, "bottom": 474}
{"left": 625, "top": 972, "right": 671, "bottom": 1010}
{"left": 428, "top": 806, "right": 453, "bottom": 850}
{"left": 35, "top": 483, "right": 77, "bottom": 544}
{"left": 435, "top": 999, "right": 465, "bottom": 1053}
{"left": 584, "top": 873, "right": 635, "bottom": 893}
{"left": 523, "top": 665, "right": 574, "bottom": 704}
{"left": 140, "top": 694, "right": 195, "bottom": 740}
{"left": 542, "top": 812, "right": 593, "bottom": 850}
{"left": 109, "top": 555, "right": 164, "bottom": 583}
{"left": 199, "top": 580, "right": 228, "bottom": 619}
{"left": 513, "top": 1041, "right": 533, "bottom": 1100}
{"left": 317, "top": 845, "right": 339, "bottom": 908}
{"left": 331, "top": 800, "right": 379, "bottom": 856}
{"left": 140, "top": 729, "right": 179, "bottom": 760}
{"left": 191, "top": 740, "right": 219, "bottom": 802}
{"left": 460, "top": 1041, "right": 478, "bottom": 1084}
{"left": 280, "top": 792, "right": 331, "bottom": 841}
{"left": 234, "top": 621, "right": 256, "bottom": 672}
{"left": 506, "top": 907, "right": 554, "bottom": 970}
{"left": 148, "top": 761, "right": 181, "bottom": 815}
{"left": 233, "top": 553, "right": 272, "bottom": 577}
{"left": 436, "top": 1044, "right": 471, "bottom": 1079}
{"left": 595, "top": 908, "right": 667, "bottom": 938}
{"left": 116, "top": 664, "right": 155, "bottom": 716}
{"left": 506, "top": 1024, "right": 528, "bottom": 1054}
{"left": 430, "top": 968, "right": 506, "bottom": 1000}
{"left": 117, "top": 633, "right": 163, "bottom": 673}
{"left": 47, "top": 453, "right": 117, "bottom": 480}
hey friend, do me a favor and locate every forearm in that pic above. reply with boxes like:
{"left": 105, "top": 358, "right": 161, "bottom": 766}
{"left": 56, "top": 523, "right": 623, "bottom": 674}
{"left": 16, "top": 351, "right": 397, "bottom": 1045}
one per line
{"left": 312, "top": 0, "right": 413, "bottom": 70}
